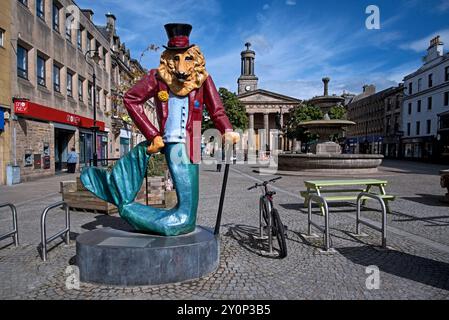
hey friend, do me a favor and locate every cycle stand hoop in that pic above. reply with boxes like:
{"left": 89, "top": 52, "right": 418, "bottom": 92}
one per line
{"left": 306, "top": 194, "right": 336, "bottom": 253}
{"left": 0, "top": 203, "right": 19, "bottom": 247}
{"left": 39, "top": 201, "right": 71, "bottom": 261}
{"left": 354, "top": 192, "right": 387, "bottom": 249}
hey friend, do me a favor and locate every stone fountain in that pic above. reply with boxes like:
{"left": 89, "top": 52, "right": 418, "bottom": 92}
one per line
{"left": 278, "top": 78, "right": 383, "bottom": 174}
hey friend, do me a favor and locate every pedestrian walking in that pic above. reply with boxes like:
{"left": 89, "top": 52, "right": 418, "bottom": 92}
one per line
{"left": 67, "top": 147, "right": 78, "bottom": 173}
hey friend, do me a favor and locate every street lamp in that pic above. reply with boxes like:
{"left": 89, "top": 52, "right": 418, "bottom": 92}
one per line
{"left": 84, "top": 49, "right": 102, "bottom": 167}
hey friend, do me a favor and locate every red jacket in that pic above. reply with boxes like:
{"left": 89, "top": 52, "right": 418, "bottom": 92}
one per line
{"left": 123, "top": 69, "right": 233, "bottom": 163}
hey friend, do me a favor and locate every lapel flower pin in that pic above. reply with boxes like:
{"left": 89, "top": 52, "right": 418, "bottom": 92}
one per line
{"left": 158, "top": 90, "right": 169, "bottom": 102}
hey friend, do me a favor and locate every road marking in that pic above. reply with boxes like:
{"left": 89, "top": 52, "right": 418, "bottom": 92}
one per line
{"left": 231, "top": 167, "right": 449, "bottom": 255}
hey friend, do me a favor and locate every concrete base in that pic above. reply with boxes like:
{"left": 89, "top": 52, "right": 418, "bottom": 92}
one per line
{"left": 76, "top": 226, "right": 219, "bottom": 286}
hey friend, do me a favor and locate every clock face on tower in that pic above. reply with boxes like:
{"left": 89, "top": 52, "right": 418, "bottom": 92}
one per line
{"left": 245, "top": 85, "right": 251, "bottom": 91}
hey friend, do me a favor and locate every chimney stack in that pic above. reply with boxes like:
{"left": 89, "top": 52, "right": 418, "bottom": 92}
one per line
{"left": 362, "top": 84, "right": 376, "bottom": 95}
{"left": 106, "top": 12, "right": 116, "bottom": 33}
{"left": 425, "top": 35, "right": 444, "bottom": 63}
{"left": 81, "top": 9, "right": 94, "bottom": 21}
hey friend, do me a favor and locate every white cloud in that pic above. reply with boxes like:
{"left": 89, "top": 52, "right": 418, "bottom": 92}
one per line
{"left": 263, "top": 4, "right": 270, "bottom": 10}
{"left": 286, "top": 0, "right": 296, "bottom": 5}
{"left": 438, "top": 0, "right": 449, "bottom": 11}
{"left": 400, "top": 28, "right": 449, "bottom": 52}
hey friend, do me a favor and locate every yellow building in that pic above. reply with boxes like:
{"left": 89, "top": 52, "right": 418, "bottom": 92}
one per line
{"left": 0, "top": 0, "right": 11, "bottom": 185}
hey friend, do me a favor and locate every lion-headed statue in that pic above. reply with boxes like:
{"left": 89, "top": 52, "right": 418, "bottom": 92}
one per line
{"left": 157, "top": 45, "right": 209, "bottom": 97}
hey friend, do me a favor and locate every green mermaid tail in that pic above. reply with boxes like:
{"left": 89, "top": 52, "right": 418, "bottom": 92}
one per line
{"left": 80, "top": 142, "right": 199, "bottom": 236}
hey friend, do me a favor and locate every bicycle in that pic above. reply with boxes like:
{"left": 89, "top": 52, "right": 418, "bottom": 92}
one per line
{"left": 247, "top": 177, "right": 288, "bottom": 258}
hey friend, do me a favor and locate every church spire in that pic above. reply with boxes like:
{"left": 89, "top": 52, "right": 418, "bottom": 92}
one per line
{"left": 238, "top": 43, "right": 258, "bottom": 94}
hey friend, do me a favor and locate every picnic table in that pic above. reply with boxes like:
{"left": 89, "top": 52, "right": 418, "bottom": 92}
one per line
{"left": 300, "top": 179, "right": 395, "bottom": 251}
{"left": 300, "top": 179, "right": 395, "bottom": 215}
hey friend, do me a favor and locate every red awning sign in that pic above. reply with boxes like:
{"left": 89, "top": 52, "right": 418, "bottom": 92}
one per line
{"left": 14, "top": 100, "right": 105, "bottom": 131}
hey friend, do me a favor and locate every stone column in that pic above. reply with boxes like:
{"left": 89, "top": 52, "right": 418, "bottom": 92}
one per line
{"left": 264, "top": 112, "right": 269, "bottom": 151}
{"left": 279, "top": 110, "right": 284, "bottom": 151}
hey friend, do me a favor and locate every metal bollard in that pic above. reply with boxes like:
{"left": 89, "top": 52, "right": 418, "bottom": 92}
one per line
{"left": 40, "top": 201, "right": 70, "bottom": 261}
{"left": 0, "top": 203, "right": 19, "bottom": 247}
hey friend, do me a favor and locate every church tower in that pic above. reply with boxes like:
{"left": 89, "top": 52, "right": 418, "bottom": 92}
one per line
{"left": 237, "top": 42, "right": 258, "bottom": 94}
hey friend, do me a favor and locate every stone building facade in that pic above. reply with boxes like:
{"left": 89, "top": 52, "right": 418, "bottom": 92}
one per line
{"left": 346, "top": 84, "right": 401, "bottom": 154}
{"left": 402, "top": 36, "right": 449, "bottom": 161}
{"left": 0, "top": 0, "right": 12, "bottom": 184}
{"left": 383, "top": 85, "right": 404, "bottom": 158}
{"left": 3, "top": 0, "right": 153, "bottom": 184}
{"left": 237, "top": 43, "right": 301, "bottom": 153}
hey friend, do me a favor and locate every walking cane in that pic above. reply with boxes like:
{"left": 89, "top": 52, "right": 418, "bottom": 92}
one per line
{"left": 214, "top": 142, "right": 232, "bottom": 236}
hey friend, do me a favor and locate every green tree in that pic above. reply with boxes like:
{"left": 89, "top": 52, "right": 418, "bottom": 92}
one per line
{"left": 286, "top": 103, "right": 323, "bottom": 143}
{"left": 202, "top": 88, "right": 248, "bottom": 132}
{"left": 328, "top": 105, "right": 347, "bottom": 120}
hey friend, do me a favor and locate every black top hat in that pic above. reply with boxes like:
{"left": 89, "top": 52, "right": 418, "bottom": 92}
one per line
{"left": 163, "top": 23, "right": 195, "bottom": 50}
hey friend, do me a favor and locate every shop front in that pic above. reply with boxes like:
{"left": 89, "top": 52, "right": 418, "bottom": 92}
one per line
{"left": 401, "top": 136, "right": 436, "bottom": 160}
{"left": 13, "top": 100, "right": 105, "bottom": 180}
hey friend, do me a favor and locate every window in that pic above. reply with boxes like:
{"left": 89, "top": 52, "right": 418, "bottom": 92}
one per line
{"left": 427, "top": 120, "right": 431, "bottom": 135}
{"left": 53, "top": 64, "right": 60, "bottom": 92}
{"left": 445, "top": 66, "right": 449, "bottom": 82}
{"left": 88, "top": 82, "right": 93, "bottom": 105}
{"left": 394, "top": 114, "right": 399, "bottom": 132}
{"left": 37, "top": 55, "right": 46, "bottom": 86}
{"left": 408, "top": 82, "right": 413, "bottom": 95}
{"left": 417, "top": 100, "right": 421, "bottom": 112}
{"left": 36, "top": 0, "right": 44, "bottom": 19}
{"left": 418, "top": 78, "right": 422, "bottom": 92}
{"left": 407, "top": 122, "right": 411, "bottom": 136}
{"left": 77, "top": 27, "right": 83, "bottom": 49}
{"left": 386, "top": 116, "right": 391, "bottom": 134}
{"left": 386, "top": 98, "right": 391, "bottom": 111}
{"left": 17, "top": 45, "right": 28, "bottom": 79}
{"left": 87, "top": 33, "right": 92, "bottom": 52}
{"left": 445, "top": 92, "right": 449, "bottom": 106}
{"left": 0, "top": 29, "right": 4, "bottom": 47}
{"left": 428, "top": 73, "right": 433, "bottom": 88}
{"left": 52, "top": 3, "right": 59, "bottom": 32}
{"left": 78, "top": 78, "right": 84, "bottom": 101}
{"left": 408, "top": 102, "right": 412, "bottom": 115}
{"left": 416, "top": 121, "right": 420, "bottom": 135}
{"left": 65, "top": 15, "right": 72, "bottom": 42}
{"left": 67, "top": 72, "right": 73, "bottom": 97}
{"left": 428, "top": 96, "right": 432, "bottom": 110}
{"left": 96, "top": 88, "right": 100, "bottom": 107}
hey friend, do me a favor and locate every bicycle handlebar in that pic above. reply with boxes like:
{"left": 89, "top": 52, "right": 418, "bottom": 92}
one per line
{"left": 247, "top": 176, "right": 282, "bottom": 190}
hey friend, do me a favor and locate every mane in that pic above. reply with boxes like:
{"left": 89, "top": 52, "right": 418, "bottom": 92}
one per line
{"left": 157, "top": 45, "right": 209, "bottom": 96}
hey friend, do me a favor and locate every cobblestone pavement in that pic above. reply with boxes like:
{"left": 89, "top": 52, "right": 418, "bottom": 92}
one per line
{"left": 0, "top": 160, "right": 448, "bottom": 299}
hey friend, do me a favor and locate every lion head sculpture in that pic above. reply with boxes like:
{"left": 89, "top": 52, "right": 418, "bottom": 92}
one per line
{"left": 157, "top": 45, "right": 209, "bottom": 97}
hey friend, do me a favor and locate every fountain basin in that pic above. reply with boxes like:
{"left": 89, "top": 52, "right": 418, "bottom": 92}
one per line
{"left": 278, "top": 152, "right": 383, "bottom": 174}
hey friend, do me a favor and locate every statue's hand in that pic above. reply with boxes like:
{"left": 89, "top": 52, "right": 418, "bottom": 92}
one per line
{"left": 147, "top": 136, "right": 165, "bottom": 154}
{"left": 223, "top": 131, "right": 240, "bottom": 144}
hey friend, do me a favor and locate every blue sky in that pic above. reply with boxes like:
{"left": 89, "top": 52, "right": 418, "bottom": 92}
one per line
{"left": 75, "top": 0, "right": 449, "bottom": 99}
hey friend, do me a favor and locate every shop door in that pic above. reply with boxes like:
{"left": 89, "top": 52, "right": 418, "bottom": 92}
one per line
{"left": 55, "top": 128, "right": 74, "bottom": 172}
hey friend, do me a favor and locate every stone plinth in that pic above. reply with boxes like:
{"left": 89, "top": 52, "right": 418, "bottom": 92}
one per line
{"left": 278, "top": 152, "right": 383, "bottom": 174}
{"left": 76, "top": 226, "right": 219, "bottom": 286}
{"left": 311, "top": 141, "right": 342, "bottom": 154}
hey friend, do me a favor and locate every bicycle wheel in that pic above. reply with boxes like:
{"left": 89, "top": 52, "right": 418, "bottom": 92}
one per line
{"left": 260, "top": 197, "right": 270, "bottom": 227}
{"left": 271, "top": 209, "right": 288, "bottom": 258}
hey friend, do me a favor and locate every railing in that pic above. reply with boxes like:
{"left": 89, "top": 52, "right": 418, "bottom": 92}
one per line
{"left": 88, "top": 157, "right": 120, "bottom": 167}
{"left": 307, "top": 194, "right": 332, "bottom": 252}
{"left": 39, "top": 201, "right": 70, "bottom": 261}
{"left": 356, "top": 192, "right": 387, "bottom": 248}
{"left": 0, "top": 203, "right": 19, "bottom": 247}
